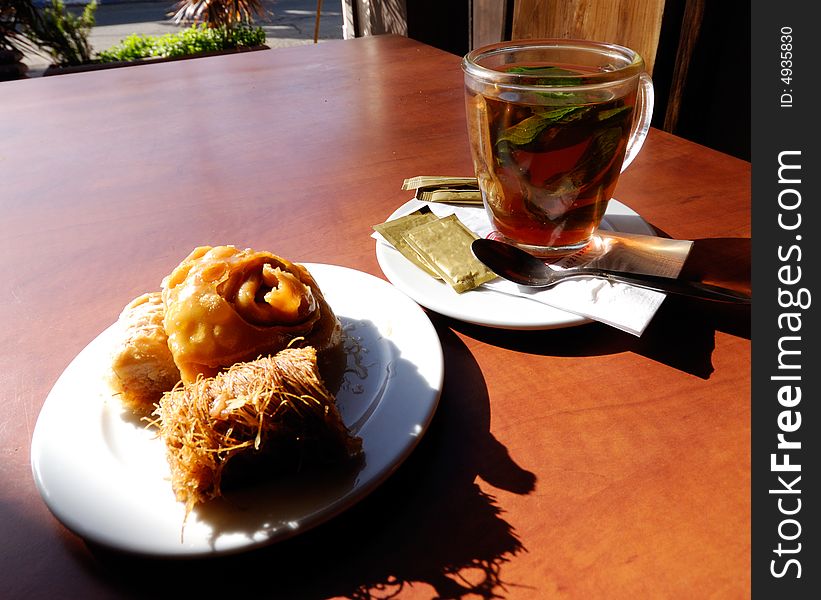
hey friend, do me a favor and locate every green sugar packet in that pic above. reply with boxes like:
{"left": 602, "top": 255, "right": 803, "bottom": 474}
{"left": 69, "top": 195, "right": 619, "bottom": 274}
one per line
{"left": 372, "top": 207, "right": 441, "bottom": 278}
{"left": 403, "top": 214, "right": 497, "bottom": 293}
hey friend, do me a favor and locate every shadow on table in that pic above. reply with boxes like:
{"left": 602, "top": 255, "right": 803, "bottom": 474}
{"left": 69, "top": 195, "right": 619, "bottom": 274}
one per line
{"left": 83, "top": 322, "right": 535, "bottom": 599}
{"left": 450, "top": 237, "right": 751, "bottom": 380}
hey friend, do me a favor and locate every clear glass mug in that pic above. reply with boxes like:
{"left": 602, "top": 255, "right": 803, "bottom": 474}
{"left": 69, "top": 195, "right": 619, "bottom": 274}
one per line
{"left": 462, "top": 39, "right": 654, "bottom": 256}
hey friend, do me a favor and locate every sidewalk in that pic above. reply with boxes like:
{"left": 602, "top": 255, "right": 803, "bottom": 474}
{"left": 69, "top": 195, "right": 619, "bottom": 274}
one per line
{"left": 24, "top": 0, "right": 345, "bottom": 75}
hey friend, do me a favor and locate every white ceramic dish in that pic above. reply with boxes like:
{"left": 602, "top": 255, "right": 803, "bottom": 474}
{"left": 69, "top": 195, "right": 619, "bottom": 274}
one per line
{"left": 375, "top": 198, "right": 655, "bottom": 330}
{"left": 30, "top": 264, "right": 443, "bottom": 557}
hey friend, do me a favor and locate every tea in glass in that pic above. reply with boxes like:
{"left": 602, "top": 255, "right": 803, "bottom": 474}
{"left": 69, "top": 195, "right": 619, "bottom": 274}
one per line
{"left": 462, "top": 40, "right": 654, "bottom": 256}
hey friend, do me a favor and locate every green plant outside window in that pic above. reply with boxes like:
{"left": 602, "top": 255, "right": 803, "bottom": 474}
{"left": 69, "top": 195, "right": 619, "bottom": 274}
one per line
{"left": 98, "top": 24, "right": 266, "bottom": 64}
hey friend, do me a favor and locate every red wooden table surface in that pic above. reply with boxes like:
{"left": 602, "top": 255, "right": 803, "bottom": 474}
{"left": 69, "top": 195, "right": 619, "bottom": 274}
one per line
{"left": 0, "top": 34, "right": 750, "bottom": 599}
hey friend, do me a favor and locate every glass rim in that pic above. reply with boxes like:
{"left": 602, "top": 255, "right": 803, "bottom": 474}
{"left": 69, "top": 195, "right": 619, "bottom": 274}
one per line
{"left": 462, "top": 38, "right": 646, "bottom": 88}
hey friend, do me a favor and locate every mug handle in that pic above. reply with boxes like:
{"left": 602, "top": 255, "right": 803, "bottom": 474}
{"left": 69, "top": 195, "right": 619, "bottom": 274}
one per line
{"left": 620, "top": 72, "right": 654, "bottom": 172}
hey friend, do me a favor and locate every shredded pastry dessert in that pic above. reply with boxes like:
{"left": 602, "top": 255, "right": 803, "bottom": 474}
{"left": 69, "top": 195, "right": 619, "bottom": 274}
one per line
{"left": 154, "top": 346, "right": 362, "bottom": 516}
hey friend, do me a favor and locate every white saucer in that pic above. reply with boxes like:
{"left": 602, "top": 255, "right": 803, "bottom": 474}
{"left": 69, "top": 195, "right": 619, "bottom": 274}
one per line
{"left": 375, "top": 198, "right": 655, "bottom": 330}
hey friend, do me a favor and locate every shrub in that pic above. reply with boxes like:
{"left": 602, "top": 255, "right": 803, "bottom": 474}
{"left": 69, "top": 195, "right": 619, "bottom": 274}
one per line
{"left": 32, "top": 0, "right": 96, "bottom": 66}
{"left": 97, "top": 23, "right": 266, "bottom": 64}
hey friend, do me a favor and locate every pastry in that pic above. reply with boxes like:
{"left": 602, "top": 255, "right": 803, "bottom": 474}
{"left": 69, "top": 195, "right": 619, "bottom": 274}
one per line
{"left": 109, "top": 292, "right": 180, "bottom": 414}
{"left": 155, "top": 346, "right": 362, "bottom": 514}
{"left": 161, "top": 246, "right": 343, "bottom": 383}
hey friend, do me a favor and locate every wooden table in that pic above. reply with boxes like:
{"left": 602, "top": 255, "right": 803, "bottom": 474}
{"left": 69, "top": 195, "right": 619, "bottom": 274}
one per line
{"left": 0, "top": 35, "right": 750, "bottom": 598}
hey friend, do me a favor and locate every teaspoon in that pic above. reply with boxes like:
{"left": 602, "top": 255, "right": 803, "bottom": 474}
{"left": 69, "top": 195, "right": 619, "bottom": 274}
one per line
{"left": 471, "top": 238, "right": 751, "bottom": 304}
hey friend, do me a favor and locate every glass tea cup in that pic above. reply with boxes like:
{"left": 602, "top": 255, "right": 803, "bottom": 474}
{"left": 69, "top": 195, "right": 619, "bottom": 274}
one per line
{"left": 462, "top": 39, "right": 654, "bottom": 256}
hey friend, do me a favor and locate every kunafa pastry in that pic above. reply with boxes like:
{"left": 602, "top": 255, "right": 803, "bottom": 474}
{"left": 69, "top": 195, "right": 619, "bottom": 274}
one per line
{"left": 161, "top": 246, "right": 343, "bottom": 383}
{"left": 154, "top": 346, "right": 362, "bottom": 514}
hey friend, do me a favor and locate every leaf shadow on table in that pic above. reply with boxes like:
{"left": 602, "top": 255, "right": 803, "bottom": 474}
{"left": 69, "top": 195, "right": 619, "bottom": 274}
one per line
{"left": 83, "top": 323, "right": 536, "bottom": 599}
{"left": 450, "top": 238, "right": 751, "bottom": 380}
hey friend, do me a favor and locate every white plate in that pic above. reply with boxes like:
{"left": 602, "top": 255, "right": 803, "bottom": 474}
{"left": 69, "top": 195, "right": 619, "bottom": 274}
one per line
{"left": 375, "top": 198, "right": 655, "bottom": 330}
{"left": 30, "top": 264, "right": 443, "bottom": 557}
